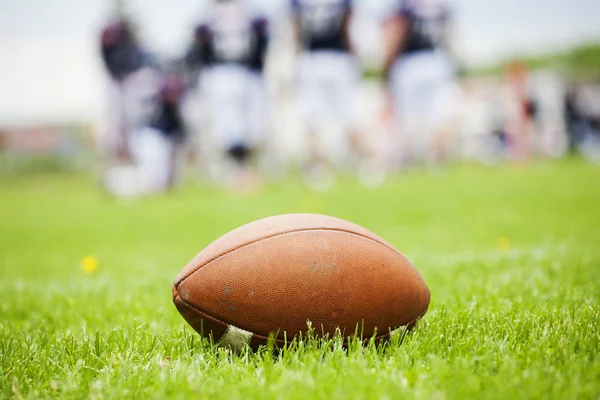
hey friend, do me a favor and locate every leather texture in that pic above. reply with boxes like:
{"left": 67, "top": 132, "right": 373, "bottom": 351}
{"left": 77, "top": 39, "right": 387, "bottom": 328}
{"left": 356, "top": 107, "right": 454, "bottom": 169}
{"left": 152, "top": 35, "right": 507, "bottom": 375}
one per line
{"left": 173, "top": 214, "right": 430, "bottom": 349}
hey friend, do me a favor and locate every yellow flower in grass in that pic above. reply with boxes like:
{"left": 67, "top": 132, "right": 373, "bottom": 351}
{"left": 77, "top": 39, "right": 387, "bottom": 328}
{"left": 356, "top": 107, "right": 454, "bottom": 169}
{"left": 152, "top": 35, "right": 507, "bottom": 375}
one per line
{"left": 497, "top": 237, "right": 511, "bottom": 251}
{"left": 81, "top": 256, "right": 98, "bottom": 273}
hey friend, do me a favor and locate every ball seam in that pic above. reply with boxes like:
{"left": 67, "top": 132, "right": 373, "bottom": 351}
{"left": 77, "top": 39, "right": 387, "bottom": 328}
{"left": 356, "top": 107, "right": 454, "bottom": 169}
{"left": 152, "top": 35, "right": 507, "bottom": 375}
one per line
{"left": 175, "top": 227, "right": 401, "bottom": 287}
{"left": 173, "top": 291, "right": 230, "bottom": 332}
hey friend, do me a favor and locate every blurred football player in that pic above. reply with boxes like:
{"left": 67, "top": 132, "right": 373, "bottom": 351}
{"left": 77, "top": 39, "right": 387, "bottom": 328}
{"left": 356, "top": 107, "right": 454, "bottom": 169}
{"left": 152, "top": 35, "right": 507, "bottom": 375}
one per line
{"left": 104, "top": 66, "right": 188, "bottom": 197}
{"left": 100, "top": 1, "right": 164, "bottom": 196}
{"left": 290, "top": 0, "right": 360, "bottom": 189}
{"left": 383, "top": 0, "right": 460, "bottom": 168}
{"left": 100, "top": 1, "right": 159, "bottom": 159}
{"left": 129, "top": 71, "right": 187, "bottom": 193}
{"left": 185, "top": 0, "right": 269, "bottom": 190}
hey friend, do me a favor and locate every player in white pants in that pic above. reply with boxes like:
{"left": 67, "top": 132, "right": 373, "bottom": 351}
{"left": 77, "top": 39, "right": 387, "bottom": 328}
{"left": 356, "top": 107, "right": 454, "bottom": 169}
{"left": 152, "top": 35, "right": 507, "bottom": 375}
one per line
{"left": 100, "top": 6, "right": 177, "bottom": 197}
{"left": 383, "top": 0, "right": 460, "bottom": 168}
{"left": 185, "top": 0, "right": 270, "bottom": 188}
{"left": 102, "top": 69, "right": 187, "bottom": 197}
{"left": 290, "top": 0, "right": 359, "bottom": 188}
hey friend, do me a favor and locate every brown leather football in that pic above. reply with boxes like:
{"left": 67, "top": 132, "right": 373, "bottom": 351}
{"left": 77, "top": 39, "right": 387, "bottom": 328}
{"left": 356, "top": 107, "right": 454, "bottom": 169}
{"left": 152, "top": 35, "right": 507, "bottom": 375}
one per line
{"left": 172, "top": 214, "right": 430, "bottom": 350}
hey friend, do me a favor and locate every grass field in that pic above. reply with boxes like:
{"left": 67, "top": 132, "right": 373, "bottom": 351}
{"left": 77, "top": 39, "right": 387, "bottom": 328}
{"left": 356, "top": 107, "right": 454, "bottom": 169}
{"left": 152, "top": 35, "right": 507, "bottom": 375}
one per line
{"left": 1, "top": 160, "right": 599, "bottom": 399}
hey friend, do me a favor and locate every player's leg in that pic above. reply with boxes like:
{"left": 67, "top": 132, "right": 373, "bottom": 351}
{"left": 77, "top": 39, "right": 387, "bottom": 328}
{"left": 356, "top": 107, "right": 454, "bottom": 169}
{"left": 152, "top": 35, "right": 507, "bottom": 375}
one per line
{"left": 389, "top": 51, "right": 455, "bottom": 168}
{"left": 356, "top": 83, "right": 390, "bottom": 187}
{"left": 129, "top": 125, "right": 176, "bottom": 194}
{"left": 295, "top": 54, "right": 320, "bottom": 164}
{"left": 102, "top": 71, "right": 148, "bottom": 197}
{"left": 247, "top": 70, "right": 273, "bottom": 174}
{"left": 203, "top": 65, "right": 260, "bottom": 190}
{"left": 326, "top": 52, "right": 361, "bottom": 171}
{"left": 201, "top": 65, "right": 241, "bottom": 182}
{"left": 388, "top": 54, "right": 421, "bottom": 169}
{"left": 296, "top": 52, "right": 338, "bottom": 190}
{"left": 427, "top": 50, "right": 462, "bottom": 166}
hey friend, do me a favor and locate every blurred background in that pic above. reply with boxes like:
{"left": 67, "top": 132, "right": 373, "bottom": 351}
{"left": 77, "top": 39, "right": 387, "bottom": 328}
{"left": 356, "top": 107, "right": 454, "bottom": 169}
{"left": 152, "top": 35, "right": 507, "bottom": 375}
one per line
{"left": 1, "top": 0, "right": 599, "bottom": 194}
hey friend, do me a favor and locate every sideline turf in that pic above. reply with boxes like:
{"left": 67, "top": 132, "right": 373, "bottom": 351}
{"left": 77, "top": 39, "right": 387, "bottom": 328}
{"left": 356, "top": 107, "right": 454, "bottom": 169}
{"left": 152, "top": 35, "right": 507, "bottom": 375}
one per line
{"left": 1, "top": 160, "right": 599, "bottom": 399}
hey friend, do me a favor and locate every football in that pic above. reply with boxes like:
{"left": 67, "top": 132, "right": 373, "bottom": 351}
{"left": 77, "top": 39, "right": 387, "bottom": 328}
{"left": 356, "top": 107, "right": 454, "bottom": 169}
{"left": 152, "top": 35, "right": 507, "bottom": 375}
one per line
{"left": 172, "top": 214, "right": 430, "bottom": 350}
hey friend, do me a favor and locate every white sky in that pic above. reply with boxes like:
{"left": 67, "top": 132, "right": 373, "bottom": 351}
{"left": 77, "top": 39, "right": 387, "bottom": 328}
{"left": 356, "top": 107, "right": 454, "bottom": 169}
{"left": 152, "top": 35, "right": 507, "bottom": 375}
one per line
{"left": 1, "top": 0, "right": 600, "bottom": 125}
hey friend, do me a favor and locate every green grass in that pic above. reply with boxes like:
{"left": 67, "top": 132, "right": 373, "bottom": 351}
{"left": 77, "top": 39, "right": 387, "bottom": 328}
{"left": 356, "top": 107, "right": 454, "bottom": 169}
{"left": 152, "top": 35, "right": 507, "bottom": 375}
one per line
{"left": 466, "top": 42, "right": 600, "bottom": 79}
{"left": 1, "top": 160, "right": 600, "bottom": 399}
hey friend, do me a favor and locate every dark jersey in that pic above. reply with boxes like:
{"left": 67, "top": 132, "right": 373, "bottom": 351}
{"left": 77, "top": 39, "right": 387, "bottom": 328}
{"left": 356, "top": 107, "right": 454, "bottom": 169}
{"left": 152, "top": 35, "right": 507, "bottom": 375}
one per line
{"left": 100, "top": 20, "right": 150, "bottom": 81}
{"left": 185, "top": 3, "right": 269, "bottom": 73}
{"left": 149, "top": 75, "right": 186, "bottom": 143}
{"left": 291, "top": 0, "right": 352, "bottom": 52}
{"left": 397, "top": 0, "right": 450, "bottom": 55}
